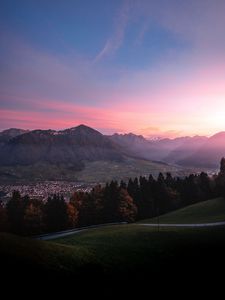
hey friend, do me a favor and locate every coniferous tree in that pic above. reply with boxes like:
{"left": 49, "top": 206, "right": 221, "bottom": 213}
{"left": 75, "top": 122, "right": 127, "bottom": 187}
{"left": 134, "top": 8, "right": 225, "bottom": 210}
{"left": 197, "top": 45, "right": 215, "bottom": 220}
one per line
{"left": 198, "top": 172, "right": 212, "bottom": 201}
{"left": 137, "top": 176, "right": 154, "bottom": 219}
{"left": 0, "top": 201, "right": 9, "bottom": 232}
{"left": 6, "top": 191, "right": 29, "bottom": 234}
{"left": 44, "top": 194, "right": 68, "bottom": 232}
{"left": 102, "top": 181, "right": 120, "bottom": 222}
{"left": 215, "top": 158, "right": 225, "bottom": 197}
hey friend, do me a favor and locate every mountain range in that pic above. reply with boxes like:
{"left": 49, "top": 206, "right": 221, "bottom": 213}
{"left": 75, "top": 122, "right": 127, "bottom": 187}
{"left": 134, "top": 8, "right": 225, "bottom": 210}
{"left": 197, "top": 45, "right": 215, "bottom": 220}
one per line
{"left": 0, "top": 125, "right": 224, "bottom": 181}
{"left": 109, "top": 132, "right": 220, "bottom": 167}
{"left": 0, "top": 125, "right": 122, "bottom": 169}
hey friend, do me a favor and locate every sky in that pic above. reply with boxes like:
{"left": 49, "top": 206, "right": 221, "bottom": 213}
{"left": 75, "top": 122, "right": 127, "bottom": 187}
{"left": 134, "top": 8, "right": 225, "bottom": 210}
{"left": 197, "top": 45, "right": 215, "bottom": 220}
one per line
{"left": 1, "top": 0, "right": 225, "bottom": 138}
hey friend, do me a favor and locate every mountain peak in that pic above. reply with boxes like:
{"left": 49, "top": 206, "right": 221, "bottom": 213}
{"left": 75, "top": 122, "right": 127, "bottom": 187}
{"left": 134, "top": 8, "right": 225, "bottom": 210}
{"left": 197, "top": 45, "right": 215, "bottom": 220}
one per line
{"left": 76, "top": 124, "right": 91, "bottom": 130}
{"left": 210, "top": 131, "right": 225, "bottom": 140}
{"left": 66, "top": 124, "right": 90, "bottom": 130}
{"left": 61, "top": 124, "right": 102, "bottom": 136}
{"left": 0, "top": 124, "right": 123, "bottom": 167}
{"left": 0, "top": 128, "right": 28, "bottom": 137}
{"left": 112, "top": 132, "right": 146, "bottom": 140}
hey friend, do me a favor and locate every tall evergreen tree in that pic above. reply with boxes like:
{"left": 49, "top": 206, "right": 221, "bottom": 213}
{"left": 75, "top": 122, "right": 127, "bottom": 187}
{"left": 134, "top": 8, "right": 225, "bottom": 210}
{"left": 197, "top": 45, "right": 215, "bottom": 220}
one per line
{"left": 44, "top": 194, "right": 68, "bottom": 232}
{"left": 6, "top": 191, "right": 29, "bottom": 234}
{"left": 0, "top": 201, "right": 8, "bottom": 232}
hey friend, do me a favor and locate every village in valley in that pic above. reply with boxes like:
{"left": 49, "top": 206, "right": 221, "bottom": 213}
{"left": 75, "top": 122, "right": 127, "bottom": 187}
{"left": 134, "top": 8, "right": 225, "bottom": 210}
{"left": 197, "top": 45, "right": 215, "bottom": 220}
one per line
{"left": 0, "top": 181, "right": 94, "bottom": 203}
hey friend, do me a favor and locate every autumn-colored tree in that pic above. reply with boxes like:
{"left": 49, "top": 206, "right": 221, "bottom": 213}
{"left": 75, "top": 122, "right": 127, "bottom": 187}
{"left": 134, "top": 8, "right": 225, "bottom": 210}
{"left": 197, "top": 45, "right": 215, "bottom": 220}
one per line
{"left": 117, "top": 188, "right": 137, "bottom": 222}
{"left": 67, "top": 202, "right": 78, "bottom": 228}
{"left": 70, "top": 191, "right": 86, "bottom": 212}
{"left": 70, "top": 191, "right": 88, "bottom": 226}
{"left": 102, "top": 182, "right": 137, "bottom": 223}
{"left": 23, "top": 199, "right": 44, "bottom": 235}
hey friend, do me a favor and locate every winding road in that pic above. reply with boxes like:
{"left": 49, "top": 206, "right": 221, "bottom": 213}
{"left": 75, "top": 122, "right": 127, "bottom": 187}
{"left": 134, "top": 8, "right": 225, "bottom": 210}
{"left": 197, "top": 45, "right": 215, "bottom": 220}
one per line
{"left": 34, "top": 222, "right": 127, "bottom": 241}
{"left": 138, "top": 221, "right": 225, "bottom": 228}
{"left": 34, "top": 220, "right": 225, "bottom": 241}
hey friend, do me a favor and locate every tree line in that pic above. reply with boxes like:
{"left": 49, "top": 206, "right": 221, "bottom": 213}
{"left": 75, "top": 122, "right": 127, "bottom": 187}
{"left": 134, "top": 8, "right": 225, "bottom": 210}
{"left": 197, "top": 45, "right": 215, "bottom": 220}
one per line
{"left": 1, "top": 158, "right": 225, "bottom": 236}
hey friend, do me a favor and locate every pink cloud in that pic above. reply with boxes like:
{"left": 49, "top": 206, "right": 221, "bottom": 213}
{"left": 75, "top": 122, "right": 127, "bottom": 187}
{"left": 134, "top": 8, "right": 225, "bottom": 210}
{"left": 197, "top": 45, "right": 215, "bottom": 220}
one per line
{"left": 1, "top": 55, "right": 225, "bottom": 137}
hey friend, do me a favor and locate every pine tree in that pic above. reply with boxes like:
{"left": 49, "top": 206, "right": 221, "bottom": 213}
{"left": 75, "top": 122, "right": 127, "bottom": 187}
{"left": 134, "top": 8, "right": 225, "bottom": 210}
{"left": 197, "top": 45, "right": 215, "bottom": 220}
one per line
{"left": 6, "top": 191, "right": 29, "bottom": 234}
{"left": 0, "top": 201, "right": 9, "bottom": 232}
{"left": 44, "top": 194, "right": 68, "bottom": 232}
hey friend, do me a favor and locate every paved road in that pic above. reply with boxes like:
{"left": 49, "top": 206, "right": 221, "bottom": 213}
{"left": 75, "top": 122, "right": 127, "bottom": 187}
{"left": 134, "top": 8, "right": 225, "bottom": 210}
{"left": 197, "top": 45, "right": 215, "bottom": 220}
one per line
{"left": 34, "top": 221, "right": 225, "bottom": 241}
{"left": 34, "top": 222, "right": 127, "bottom": 241}
{"left": 138, "top": 221, "right": 225, "bottom": 228}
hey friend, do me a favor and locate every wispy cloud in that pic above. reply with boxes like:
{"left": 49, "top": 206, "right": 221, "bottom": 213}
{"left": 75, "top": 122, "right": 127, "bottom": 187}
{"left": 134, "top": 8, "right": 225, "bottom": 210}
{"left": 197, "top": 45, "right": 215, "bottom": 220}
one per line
{"left": 134, "top": 19, "right": 150, "bottom": 47}
{"left": 94, "top": 0, "right": 131, "bottom": 62}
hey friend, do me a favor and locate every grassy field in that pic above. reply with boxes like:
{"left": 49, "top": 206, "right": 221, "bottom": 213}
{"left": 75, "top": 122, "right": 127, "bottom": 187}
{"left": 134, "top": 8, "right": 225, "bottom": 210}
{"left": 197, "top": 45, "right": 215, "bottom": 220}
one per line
{"left": 140, "top": 197, "right": 225, "bottom": 224}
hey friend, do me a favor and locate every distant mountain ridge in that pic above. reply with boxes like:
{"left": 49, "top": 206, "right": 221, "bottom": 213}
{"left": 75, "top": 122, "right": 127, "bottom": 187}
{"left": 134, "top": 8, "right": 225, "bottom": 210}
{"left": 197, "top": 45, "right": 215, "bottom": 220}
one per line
{"left": 0, "top": 125, "right": 224, "bottom": 170}
{"left": 179, "top": 132, "right": 225, "bottom": 168}
{"left": 109, "top": 132, "right": 210, "bottom": 165}
{"left": 0, "top": 125, "right": 123, "bottom": 168}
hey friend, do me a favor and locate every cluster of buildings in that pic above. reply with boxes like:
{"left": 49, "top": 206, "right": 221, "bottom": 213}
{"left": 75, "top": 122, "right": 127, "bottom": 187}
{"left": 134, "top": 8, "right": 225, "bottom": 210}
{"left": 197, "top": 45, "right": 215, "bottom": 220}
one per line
{"left": 0, "top": 181, "right": 94, "bottom": 202}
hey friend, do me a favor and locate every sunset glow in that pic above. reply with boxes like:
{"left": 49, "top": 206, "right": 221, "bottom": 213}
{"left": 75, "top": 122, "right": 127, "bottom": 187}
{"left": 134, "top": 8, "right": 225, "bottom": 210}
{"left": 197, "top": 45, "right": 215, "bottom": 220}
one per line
{"left": 1, "top": 0, "right": 225, "bottom": 138}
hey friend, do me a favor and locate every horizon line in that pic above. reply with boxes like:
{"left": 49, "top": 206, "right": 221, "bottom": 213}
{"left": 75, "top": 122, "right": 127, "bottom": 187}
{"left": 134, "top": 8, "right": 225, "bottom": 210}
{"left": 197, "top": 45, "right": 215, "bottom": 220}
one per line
{"left": 0, "top": 124, "right": 223, "bottom": 140}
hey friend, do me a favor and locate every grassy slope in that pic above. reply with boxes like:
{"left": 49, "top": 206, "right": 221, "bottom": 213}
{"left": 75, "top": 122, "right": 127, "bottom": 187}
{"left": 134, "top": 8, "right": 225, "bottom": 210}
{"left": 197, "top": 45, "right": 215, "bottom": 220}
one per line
{"left": 0, "top": 232, "right": 96, "bottom": 275}
{"left": 141, "top": 197, "right": 225, "bottom": 224}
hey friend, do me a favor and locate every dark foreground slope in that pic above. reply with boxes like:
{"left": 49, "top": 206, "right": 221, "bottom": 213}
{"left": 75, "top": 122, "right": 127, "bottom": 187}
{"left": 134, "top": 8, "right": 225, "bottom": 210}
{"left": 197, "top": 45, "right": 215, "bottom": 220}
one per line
{"left": 1, "top": 224, "right": 225, "bottom": 294}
